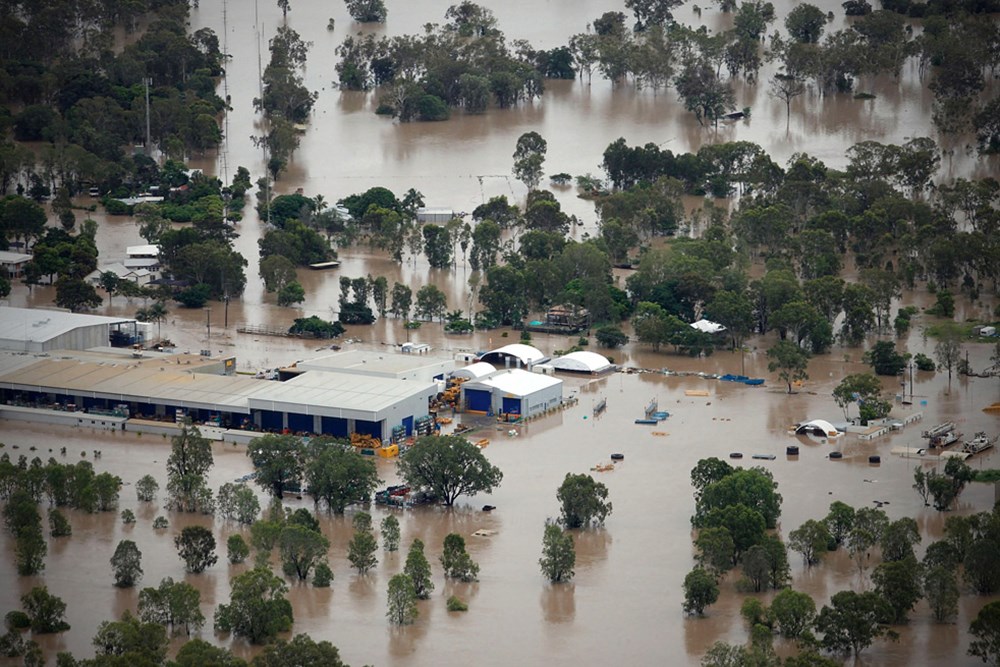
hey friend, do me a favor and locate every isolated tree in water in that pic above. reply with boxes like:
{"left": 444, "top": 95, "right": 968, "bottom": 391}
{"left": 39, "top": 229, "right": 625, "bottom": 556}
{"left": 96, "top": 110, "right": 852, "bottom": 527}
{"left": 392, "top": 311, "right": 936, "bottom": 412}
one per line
{"left": 404, "top": 539, "right": 434, "bottom": 599}
{"left": 539, "top": 522, "right": 575, "bottom": 583}
{"left": 386, "top": 573, "right": 417, "bottom": 625}
{"left": 344, "top": 0, "right": 387, "bottom": 22}
{"left": 380, "top": 515, "right": 400, "bottom": 551}
{"left": 175, "top": 526, "right": 217, "bottom": 573}
{"left": 397, "top": 435, "right": 503, "bottom": 506}
{"left": 347, "top": 513, "right": 378, "bottom": 575}
{"left": 214, "top": 567, "right": 293, "bottom": 644}
{"left": 767, "top": 340, "right": 810, "bottom": 393}
{"left": 111, "top": 540, "right": 143, "bottom": 587}
{"left": 513, "top": 131, "right": 547, "bottom": 191}
{"left": 557, "top": 473, "right": 613, "bottom": 529}
{"left": 440, "top": 533, "right": 479, "bottom": 582}
{"left": 166, "top": 422, "right": 214, "bottom": 512}
{"left": 682, "top": 567, "right": 719, "bottom": 615}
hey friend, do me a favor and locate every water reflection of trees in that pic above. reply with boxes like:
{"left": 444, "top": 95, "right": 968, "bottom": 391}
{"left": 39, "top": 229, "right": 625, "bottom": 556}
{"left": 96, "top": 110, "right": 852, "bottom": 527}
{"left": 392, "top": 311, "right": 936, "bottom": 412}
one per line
{"left": 540, "top": 583, "right": 575, "bottom": 624}
{"left": 572, "top": 529, "right": 611, "bottom": 568}
{"left": 387, "top": 616, "right": 429, "bottom": 658}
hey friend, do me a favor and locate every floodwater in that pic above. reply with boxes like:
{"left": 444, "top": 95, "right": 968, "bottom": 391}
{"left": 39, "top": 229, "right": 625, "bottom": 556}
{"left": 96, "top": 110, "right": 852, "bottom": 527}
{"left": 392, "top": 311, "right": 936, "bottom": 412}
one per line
{"left": 4, "top": 0, "right": 1000, "bottom": 664}
{"left": 1, "top": 334, "right": 999, "bottom": 666}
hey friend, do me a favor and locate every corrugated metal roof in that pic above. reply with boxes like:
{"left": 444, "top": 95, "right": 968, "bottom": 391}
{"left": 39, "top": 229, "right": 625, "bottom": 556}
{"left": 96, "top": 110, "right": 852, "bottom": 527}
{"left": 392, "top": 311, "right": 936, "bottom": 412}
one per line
{"left": 0, "top": 307, "right": 134, "bottom": 344}
{"left": 0, "top": 354, "right": 437, "bottom": 417}
{"left": 295, "top": 350, "right": 453, "bottom": 377}
{"left": 0, "top": 357, "right": 265, "bottom": 411}
{"left": 250, "top": 371, "right": 437, "bottom": 416}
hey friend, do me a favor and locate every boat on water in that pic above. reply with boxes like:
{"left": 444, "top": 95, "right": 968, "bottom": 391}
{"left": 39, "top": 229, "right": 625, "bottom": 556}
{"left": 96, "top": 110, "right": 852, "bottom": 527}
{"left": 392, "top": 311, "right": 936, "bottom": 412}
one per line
{"left": 962, "top": 432, "right": 994, "bottom": 454}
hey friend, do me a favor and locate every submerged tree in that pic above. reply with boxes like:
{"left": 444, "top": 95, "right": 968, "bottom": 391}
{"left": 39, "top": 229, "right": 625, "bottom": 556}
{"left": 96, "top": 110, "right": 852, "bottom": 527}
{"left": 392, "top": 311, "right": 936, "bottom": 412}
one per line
{"left": 556, "top": 473, "right": 613, "bottom": 529}
{"left": 175, "top": 526, "right": 218, "bottom": 574}
{"left": 404, "top": 539, "right": 434, "bottom": 598}
{"left": 539, "top": 522, "right": 575, "bottom": 583}
{"left": 397, "top": 435, "right": 503, "bottom": 506}
{"left": 214, "top": 567, "right": 293, "bottom": 644}
{"left": 513, "top": 132, "right": 547, "bottom": 191}
{"left": 166, "top": 423, "right": 214, "bottom": 513}
{"left": 440, "top": 533, "right": 479, "bottom": 582}
{"left": 110, "top": 540, "right": 143, "bottom": 588}
{"left": 386, "top": 573, "right": 418, "bottom": 625}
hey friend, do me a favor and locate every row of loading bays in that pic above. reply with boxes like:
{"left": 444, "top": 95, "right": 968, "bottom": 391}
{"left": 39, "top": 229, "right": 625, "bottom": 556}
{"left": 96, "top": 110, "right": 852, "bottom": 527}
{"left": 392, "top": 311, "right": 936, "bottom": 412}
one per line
{"left": 464, "top": 388, "right": 521, "bottom": 416}
{"left": 257, "top": 411, "right": 389, "bottom": 438}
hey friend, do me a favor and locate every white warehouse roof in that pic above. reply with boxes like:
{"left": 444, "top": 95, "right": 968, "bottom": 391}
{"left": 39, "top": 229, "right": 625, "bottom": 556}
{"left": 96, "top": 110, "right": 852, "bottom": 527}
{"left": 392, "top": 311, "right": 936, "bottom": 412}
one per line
{"left": 550, "top": 351, "right": 613, "bottom": 374}
{"left": 450, "top": 362, "right": 496, "bottom": 380}
{"left": 249, "top": 370, "right": 437, "bottom": 418}
{"left": 0, "top": 307, "right": 134, "bottom": 345}
{"left": 468, "top": 368, "right": 561, "bottom": 396}
{"left": 294, "top": 350, "right": 454, "bottom": 381}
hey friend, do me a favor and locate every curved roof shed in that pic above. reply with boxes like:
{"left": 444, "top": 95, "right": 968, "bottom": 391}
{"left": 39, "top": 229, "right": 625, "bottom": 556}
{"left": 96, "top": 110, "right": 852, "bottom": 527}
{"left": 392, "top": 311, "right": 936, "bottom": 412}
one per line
{"left": 450, "top": 362, "right": 497, "bottom": 380}
{"left": 794, "top": 419, "right": 842, "bottom": 438}
{"left": 550, "top": 351, "right": 613, "bottom": 374}
{"left": 479, "top": 344, "right": 548, "bottom": 368}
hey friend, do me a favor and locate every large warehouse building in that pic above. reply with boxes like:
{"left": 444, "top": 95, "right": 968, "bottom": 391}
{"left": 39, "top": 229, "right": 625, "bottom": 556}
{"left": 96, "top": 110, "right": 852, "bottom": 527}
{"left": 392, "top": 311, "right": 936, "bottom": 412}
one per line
{"left": 461, "top": 368, "right": 563, "bottom": 419}
{"left": 0, "top": 307, "right": 139, "bottom": 352}
{"left": 0, "top": 349, "right": 437, "bottom": 442}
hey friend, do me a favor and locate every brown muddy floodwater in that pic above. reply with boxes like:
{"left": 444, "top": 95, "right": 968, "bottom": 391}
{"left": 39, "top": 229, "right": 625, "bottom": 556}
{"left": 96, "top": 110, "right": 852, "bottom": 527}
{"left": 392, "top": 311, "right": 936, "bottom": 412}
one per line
{"left": 4, "top": 0, "right": 1000, "bottom": 664}
{"left": 1, "top": 334, "right": 999, "bottom": 666}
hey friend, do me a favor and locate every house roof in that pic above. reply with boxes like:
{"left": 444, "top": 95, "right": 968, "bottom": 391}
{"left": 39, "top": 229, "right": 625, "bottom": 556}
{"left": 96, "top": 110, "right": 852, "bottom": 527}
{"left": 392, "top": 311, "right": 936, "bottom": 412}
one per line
{"left": 0, "top": 307, "right": 134, "bottom": 344}
{"left": 86, "top": 263, "right": 151, "bottom": 281}
{"left": 126, "top": 245, "right": 159, "bottom": 256}
{"left": 550, "top": 351, "right": 613, "bottom": 373}
{"left": 0, "top": 251, "right": 32, "bottom": 264}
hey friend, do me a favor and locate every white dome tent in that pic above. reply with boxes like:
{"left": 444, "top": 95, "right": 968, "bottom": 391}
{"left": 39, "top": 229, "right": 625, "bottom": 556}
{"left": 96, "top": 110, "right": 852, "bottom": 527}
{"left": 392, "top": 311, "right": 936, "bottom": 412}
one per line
{"left": 794, "top": 419, "right": 842, "bottom": 438}
{"left": 550, "top": 351, "right": 614, "bottom": 374}
{"left": 478, "top": 343, "right": 549, "bottom": 369}
{"left": 449, "top": 362, "right": 497, "bottom": 381}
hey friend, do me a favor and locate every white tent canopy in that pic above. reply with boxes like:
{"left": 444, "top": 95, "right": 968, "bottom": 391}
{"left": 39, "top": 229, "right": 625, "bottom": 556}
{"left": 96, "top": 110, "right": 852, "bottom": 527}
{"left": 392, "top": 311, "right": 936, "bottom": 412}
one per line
{"left": 794, "top": 419, "right": 842, "bottom": 438}
{"left": 550, "top": 351, "right": 613, "bottom": 374}
{"left": 691, "top": 319, "right": 727, "bottom": 334}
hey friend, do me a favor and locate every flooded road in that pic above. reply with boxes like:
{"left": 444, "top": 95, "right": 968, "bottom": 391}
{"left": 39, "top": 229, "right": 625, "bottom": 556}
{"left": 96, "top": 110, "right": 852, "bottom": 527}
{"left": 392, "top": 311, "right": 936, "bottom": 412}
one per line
{"left": 1, "top": 334, "right": 998, "bottom": 665}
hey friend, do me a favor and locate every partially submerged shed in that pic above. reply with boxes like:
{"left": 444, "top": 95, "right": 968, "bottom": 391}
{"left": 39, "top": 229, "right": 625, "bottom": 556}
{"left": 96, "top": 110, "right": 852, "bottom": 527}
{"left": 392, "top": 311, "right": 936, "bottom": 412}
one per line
{"left": 461, "top": 368, "right": 562, "bottom": 418}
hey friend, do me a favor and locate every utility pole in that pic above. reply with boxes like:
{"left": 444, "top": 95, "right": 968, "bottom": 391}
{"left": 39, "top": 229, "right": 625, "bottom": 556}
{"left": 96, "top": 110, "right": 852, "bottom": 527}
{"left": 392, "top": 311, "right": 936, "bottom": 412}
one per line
{"left": 204, "top": 307, "right": 211, "bottom": 344}
{"left": 144, "top": 77, "right": 152, "bottom": 157}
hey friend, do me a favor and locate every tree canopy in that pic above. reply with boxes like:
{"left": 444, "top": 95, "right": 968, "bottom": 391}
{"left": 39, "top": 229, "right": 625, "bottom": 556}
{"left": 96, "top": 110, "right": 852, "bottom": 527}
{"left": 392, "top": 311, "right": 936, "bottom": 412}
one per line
{"left": 396, "top": 435, "right": 503, "bottom": 506}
